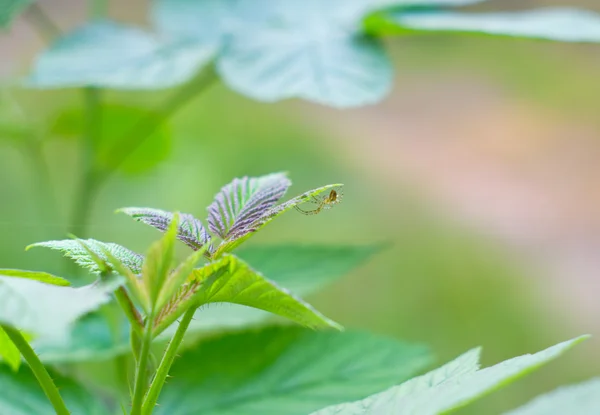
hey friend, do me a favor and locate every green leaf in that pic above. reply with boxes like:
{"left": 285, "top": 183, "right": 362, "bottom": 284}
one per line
{"left": 28, "top": 20, "right": 215, "bottom": 89}
{"left": 0, "top": 269, "right": 69, "bottom": 286}
{"left": 207, "top": 172, "right": 291, "bottom": 239}
{"left": 118, "top": 207, "right": 211, "bottom": 251}
{"left": 51, "top": 104, "right": 171, "bottom": 174}
{"left": 310, "top": 336, "right": 588, "bottom": 415}
{"left": 0, "top": 275, "right": 122, "bottom": 344}
{"left": 0, "top": 365, "right": 110, "bottom": 415}
{"left": 377, "top": 8, "right": 600, "bottom": 42}
{"left": 154, "top": 254, "right": 341, "bottom": 336}
{"left": 0, "top": 327, "right": 20, "bottom": 371}
{"left": 504, "top": 378, "right": 600, "bottom": 415}
{"left": 27, "top": 239, "right": 143, "bottom": 275}
{"left": 0, "top": 0, "right": 32, "bottom": 28}
{"left": 214, "top": 184, "right": 343, "bottom": 257}
{"left": 154, "top": 326, "right": 432, "bottom": 415}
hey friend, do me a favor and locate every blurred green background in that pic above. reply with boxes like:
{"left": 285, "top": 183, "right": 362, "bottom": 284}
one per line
{"left": 2, "top": 0, "right": 600, "bottom": 413}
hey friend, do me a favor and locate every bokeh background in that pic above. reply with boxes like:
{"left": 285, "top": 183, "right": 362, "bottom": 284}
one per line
{"left": 2, "top": 0, "right": 600, "bottom": 413}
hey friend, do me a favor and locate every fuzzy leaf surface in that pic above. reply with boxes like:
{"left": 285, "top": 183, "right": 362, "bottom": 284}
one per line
{"left": 378, "top": 8, "right": 600, "bottom": 42}
{"left": 28, "top": 239, "right": 143, "bottom": 275}
{"left": 28, "top": 19, "right": 214, "bottom": 89}
{"left": 155, "top": 254, "right": 341, "bottom": 335}
{"left": 154, "top": 327, "right": 432, "bottom": 415}
{"left": 0, "top": 365, "right": 110, "bottom": 415}
{"left": 310, "top": 336, "right": 587, "bottom": 415}
{"left": 0, "top": 275, "right": 122, "bottom": 345}
{"left": 504, "top": 378, "right": 600, "bottom": 415}
{"left": 119, "top": 207, "right": 210, "bottom": 251}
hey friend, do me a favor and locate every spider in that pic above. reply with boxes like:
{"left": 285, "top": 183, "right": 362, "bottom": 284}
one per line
{"left": 294, "top": 187, "right": 343, "bottom": 215}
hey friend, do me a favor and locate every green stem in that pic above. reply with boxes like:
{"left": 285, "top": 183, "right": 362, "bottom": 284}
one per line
{"left": 141, "top": 308, "right": 195, "bottom": 415}
{"left": 115, "top": 287, "right": 144, "bottom": 337}
{"left": 2, "top": 326, "right": 70, "bottom": 415}
{"left": 88, "top": 0, "right": 108, "bottom": 18}
{"left": 131, "top": 321, "right": 154, "bottom": 415}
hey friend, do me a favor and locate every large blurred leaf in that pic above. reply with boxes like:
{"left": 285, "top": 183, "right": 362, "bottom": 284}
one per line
{"left": 207, "top": 173, "right": 291, "bottom": 239}
{"left": 154, "top": 254, "right": 341, "bottom": 335}
{"left": 0, "top": 365, "right": 110, "bottom": 415}
{"left": 375, "top": 8, "right": 600, "bottom": 42}
{"left": 310, "top": 336, "right": 587, "bottom": 415}
{"left": 28, "top": 20, "right": 214, "bottom": 89}
{"left": 0, "top": 0, "right": 32, "bottom": 28}
{"left": 504, "top": 378, "right": 600, "bottom": 415}
{"left": 0, "top": 326, "right": 20, "bottom": 371}
{"left": 154, "top": 326, "right": 432, "bottom": 415}
{"left": 0, "top": 274, "right": 121, "bottom": 345}
{"left": 51, "top": 104, "right": 171, "bottom": 174}
{"left": 28, "top": 239, "right": 143, "bottom": 275}
{"left": 118, "top": 207, "right": 211, "bottom": 251}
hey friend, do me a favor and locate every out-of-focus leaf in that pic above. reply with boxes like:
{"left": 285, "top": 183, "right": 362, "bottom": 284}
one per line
{"left": 0, "top": 0, "right": 32, "bottom": 28}
{"left": 0, "top": 269, "right": 69, "bottom": 286}
{"left": 118, "top": 207, "right": 210, "bottom": 251}
{"left": 0, "top": 275, "right": 122, "bottom": 345}
{"left": 154, "top": 254, "right": 341, "bottom": 335}
{"left": 375, "top": 8, "right": 600, "bottom": 43}
{"left": 504, "top": 378, "right": 600, "bottom": 415}
{"left": 154, "top": 326, "right": 433, "bottom": 415}
{"left": 0, "top": 326, "right": 20, "bottom": 371}
{"left": 214, "top": 184, "right": 343, "bottom": 257}
{"left": 310, "top": 336, "right": 588, "bottom": 415}
{"left": 207, "top": 173, "right": 291, "bottom": 239}
{"left": 28, "top": 20, "right": 214, "bottom": 89}
{"left": 51, "top": 104, "right": 171, "bottom": 174}
{"left": 27, "top": 239, "right": 143, "bottom": 275}
{"left": 0, "top": 365, "right": 110, "bottom": 415}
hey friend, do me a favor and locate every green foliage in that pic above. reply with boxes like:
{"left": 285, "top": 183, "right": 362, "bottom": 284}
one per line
{"left": 0, "top": 274, "right": 122, "bottom": 344}
{"left": 28, "top": 20, "right": 214, "bottom": 89}
{"left": 153, "top": 254, "right": 341, "bottom": 336}
{"left": 51, "top": 104, "right": 171, "bottom": 174}
{"left": 310, "top": 336, "right": 587, "bottom": 414}
{"left": 153, "top": 326, "right": 433, "bottom": 415}
{"left": 0, "top": 326, "right": 20, "bottom": 371}
{"left": 504, "top": 378, "right": 600, "bottom": 415}
{"left": 0, "top": 269, "right": 69, "bottom": 286}
{"left": 370, "top": 8, "right": 600, "bottom": 42}
{"left": 0, "top": 366, "right": 110, "bottom": 415}
{"left": 27, "top": 239, "right": 143, "bottom": 275}
{"left": 0, "top": 0, "right": 32, "bottom": 28}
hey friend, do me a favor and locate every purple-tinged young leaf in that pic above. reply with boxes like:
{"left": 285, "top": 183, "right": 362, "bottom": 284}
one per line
{"left": 118, "top": 207, "right": 211, "bottom": 251}
{"left": 207, "top": 173, "right": 291, "bottom": 239}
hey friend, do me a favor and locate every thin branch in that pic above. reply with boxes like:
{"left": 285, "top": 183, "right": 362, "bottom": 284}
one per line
{"left": 2, "top": 325, "right": 70, "bottom": 415}
{"left": 131, "top": 321, "right": 154, "bottom": 415}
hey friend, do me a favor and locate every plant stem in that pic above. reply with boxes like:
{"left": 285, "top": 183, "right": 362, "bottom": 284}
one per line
{"left": 68, "top": 87, "right": 102, "bottom": 240}
{"left": 115, "top": 286, "right": 144, "bottom": 336}
{"left": 2, "top": 325, "right": 70, "bottom": 415}
{"left": 141, "top": 308, "right": 195, "bottom": 415}
{"left": 25, "top": 3, "right": 62, "bottom": 40}
{"left": 89, "top": 0, "right": 108, "bottom": 18}
{"left": 131, "top": 321, "right": 154, "bottom": 415}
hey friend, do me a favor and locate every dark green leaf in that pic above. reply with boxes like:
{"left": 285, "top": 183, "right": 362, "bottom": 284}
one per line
{"left": 311, "top": 336, "right": 588, "bottom": 415}
{"left": 377, "top": 8, "right": 600, "bottom": 42}
{"left": 27, "top": 239, "right": 143, "bottom": 275}
{"left": 28, "top": 20, "right": 214, "bottom": 89}
{"left": 154, "top": 327, "right": 432, "bottom": 415}
{"left": 51, "top": 104, "right": 171, "bottom": 174}
{"left": 0, "top": 365, "right": 110, "bottom": 415}
{"left": 504, "top": 378, "right": 600, "bottom": 415}
{"left": 0, "top": 0, "right": 32, "bottom": 28}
